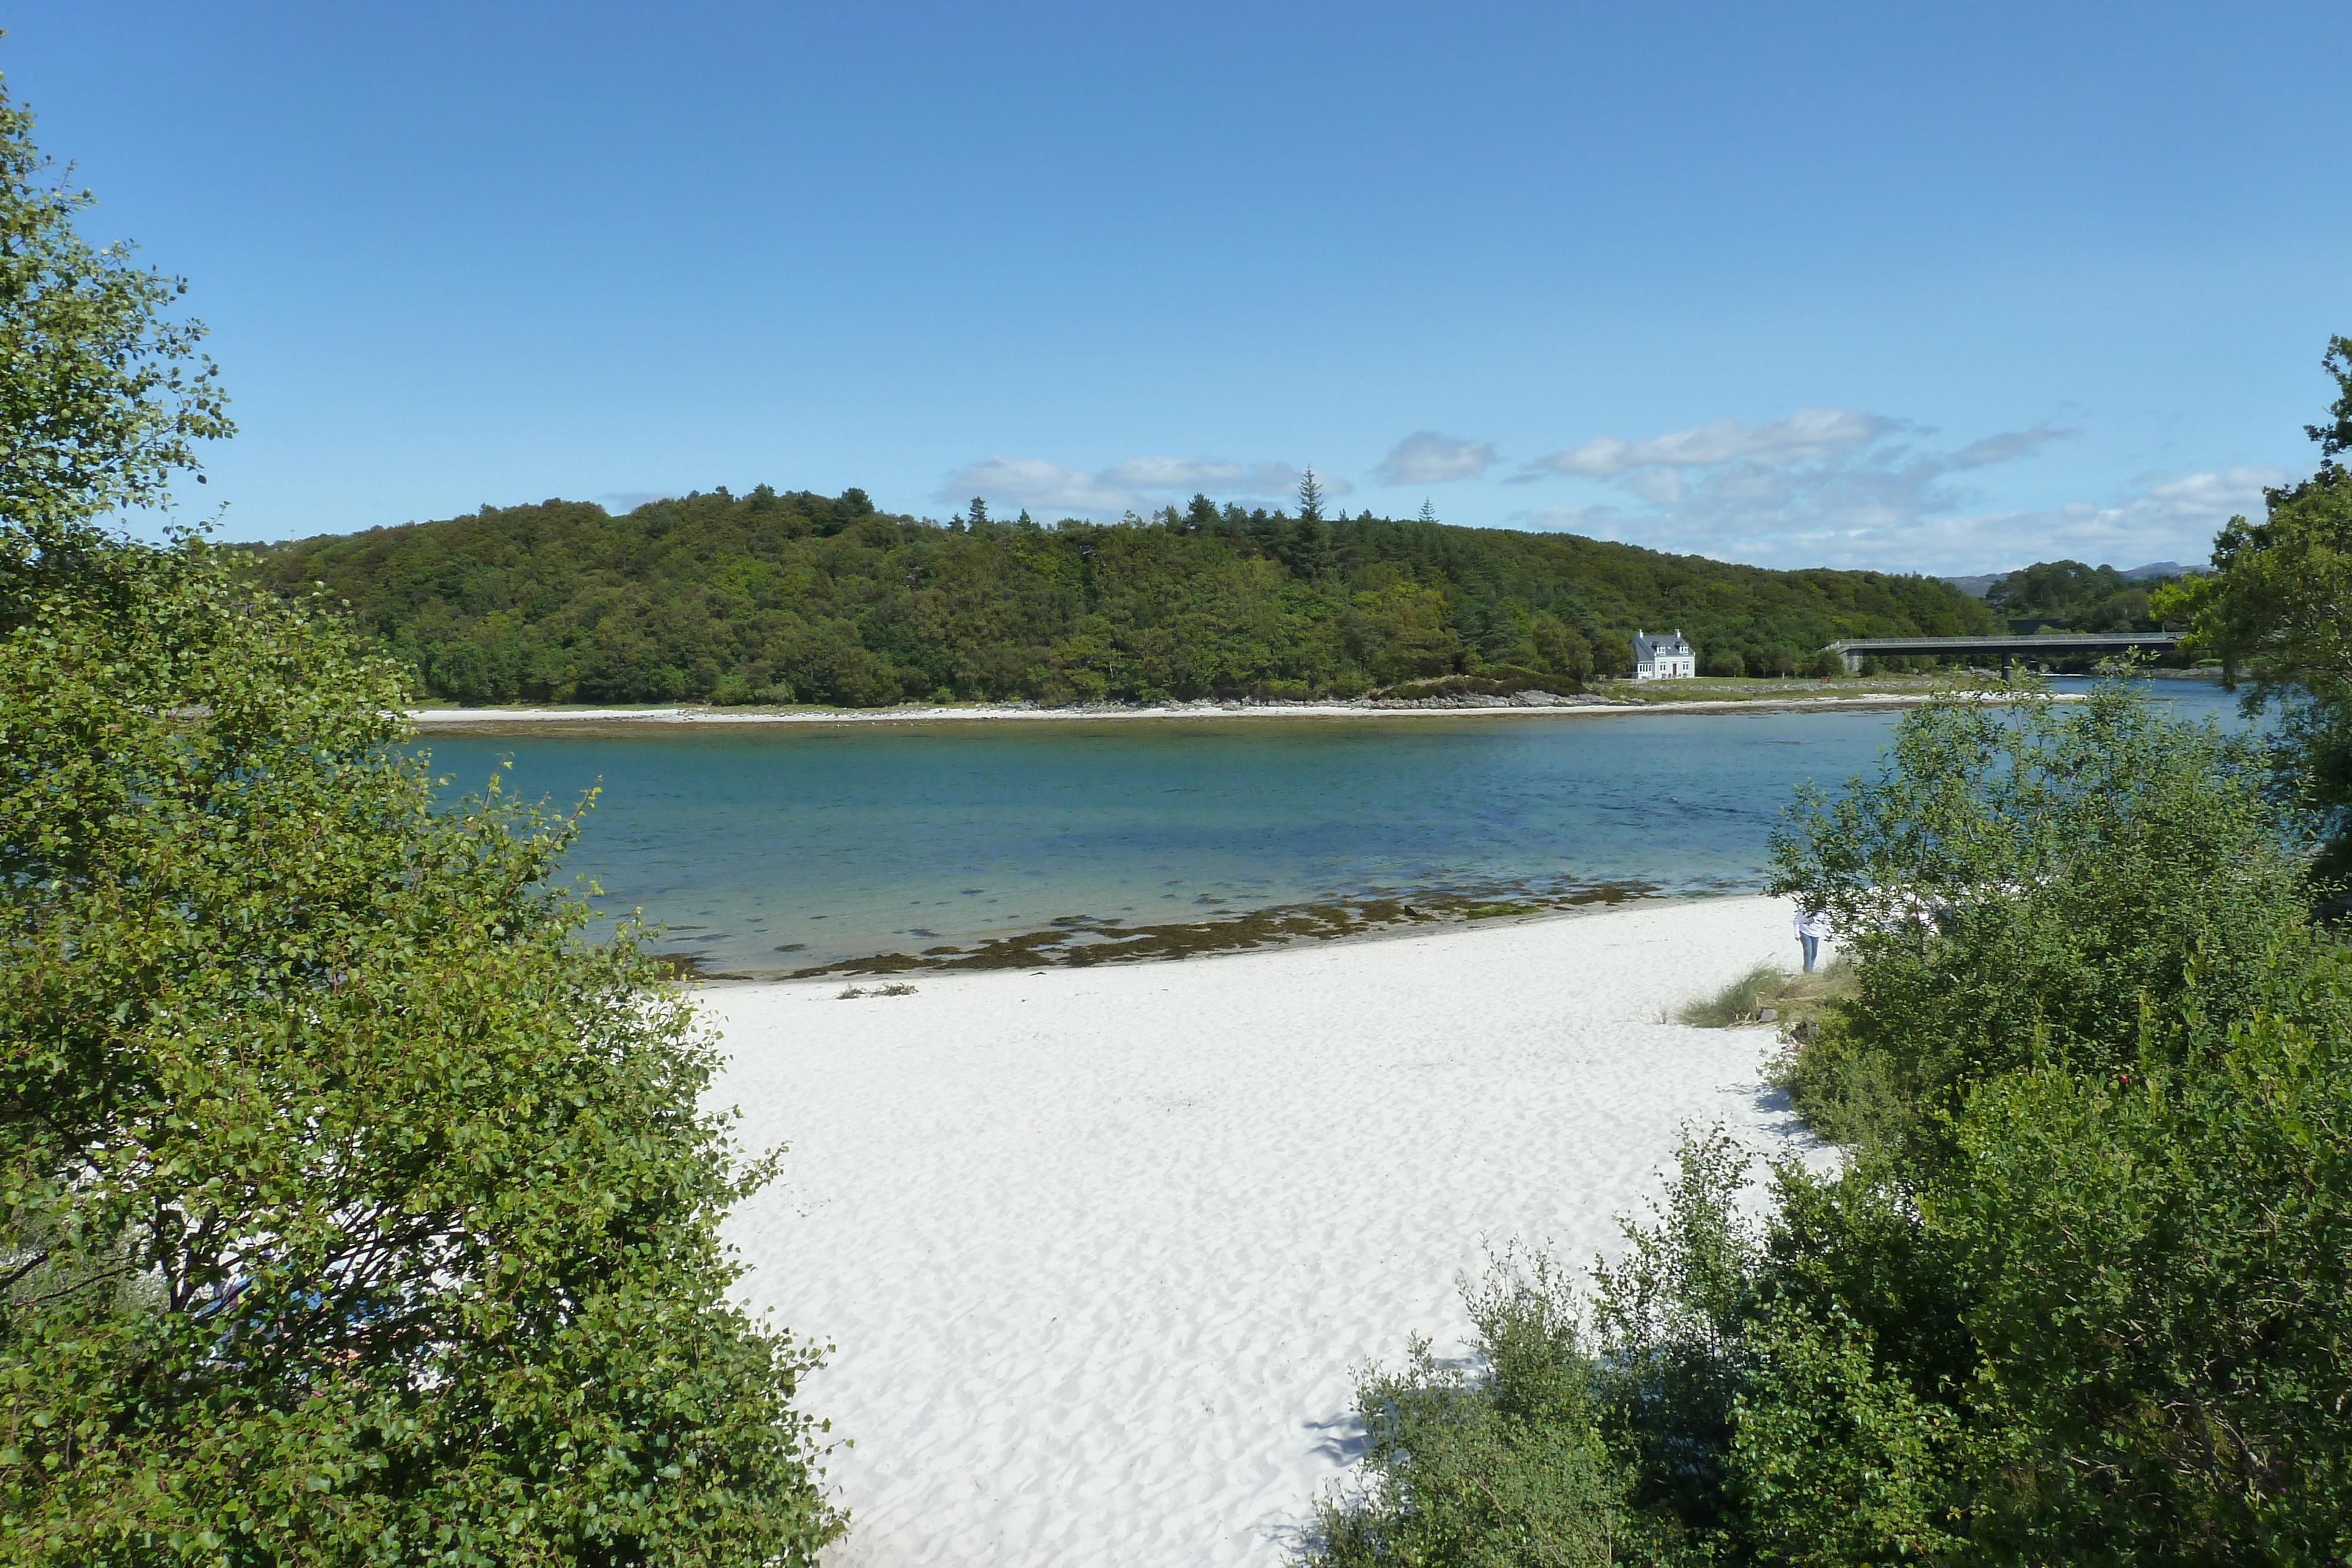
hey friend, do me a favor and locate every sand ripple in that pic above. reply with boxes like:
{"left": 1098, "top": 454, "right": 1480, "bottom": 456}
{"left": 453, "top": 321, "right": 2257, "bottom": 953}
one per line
{"left": 708, "top": 894, "right": 1818, "bottom": 1566}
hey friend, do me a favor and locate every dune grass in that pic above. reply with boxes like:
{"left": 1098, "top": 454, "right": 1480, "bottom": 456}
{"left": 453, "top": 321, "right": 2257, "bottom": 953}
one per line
{"left": 1678, "top": 957, "right": 1853, "bottom": 1027}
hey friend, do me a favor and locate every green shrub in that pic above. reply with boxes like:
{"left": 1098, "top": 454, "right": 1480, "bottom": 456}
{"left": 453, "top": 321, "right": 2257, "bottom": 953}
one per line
{"left": 1924, "top": 992, "right": 2352, "bottom": 1560}
{"left": 1311, "top": 681, "right": 2352, "bottom": 1565}
{"left": 1763, "top": 1009, "right": 1912, "bottom": 1152}
{"left": 1766, "top": 681, "right": 2308, "bottom": 1159}
{"left": 1305, "top": 1251, "right": 1634, "bottom": 1567}
{"left": 1728, "top": 1300, "right": 1960, "bottom": 1564}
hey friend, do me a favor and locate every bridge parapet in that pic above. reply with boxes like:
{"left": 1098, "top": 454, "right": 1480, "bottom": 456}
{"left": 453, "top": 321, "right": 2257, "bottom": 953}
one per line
{"left": 1820, "top": 632, "right": 2183, "bottom": 675}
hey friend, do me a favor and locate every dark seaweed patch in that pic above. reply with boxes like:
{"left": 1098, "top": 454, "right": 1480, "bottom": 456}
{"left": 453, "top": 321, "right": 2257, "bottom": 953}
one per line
{"left": 784, "top": 877, "right": 1659, "bottom": 979}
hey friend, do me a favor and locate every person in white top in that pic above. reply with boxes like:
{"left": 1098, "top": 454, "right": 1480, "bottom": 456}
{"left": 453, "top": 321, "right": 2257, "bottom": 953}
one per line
{"left": 1795, "top": 906, "right": 1831, "bottom": 973}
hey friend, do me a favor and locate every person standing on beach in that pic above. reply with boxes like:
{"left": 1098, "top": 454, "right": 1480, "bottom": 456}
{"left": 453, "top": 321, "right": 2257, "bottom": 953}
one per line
{"left": 1795, "top": 905, "right": 1830, "bottom": 973}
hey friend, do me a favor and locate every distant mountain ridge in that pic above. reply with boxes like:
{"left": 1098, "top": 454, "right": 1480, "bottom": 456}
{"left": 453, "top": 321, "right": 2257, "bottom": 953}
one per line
{"left": 1927, "top": 559, "right": 2195, "bottom": 636}
{"left": 1938, "top": 573, "right": 2004, "bottom": 599}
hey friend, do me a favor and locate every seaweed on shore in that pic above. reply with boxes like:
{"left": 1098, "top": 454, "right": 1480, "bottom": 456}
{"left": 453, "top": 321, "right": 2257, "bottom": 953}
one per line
{"left": 779, "top": 877, "right": 1666, "bottom": 979}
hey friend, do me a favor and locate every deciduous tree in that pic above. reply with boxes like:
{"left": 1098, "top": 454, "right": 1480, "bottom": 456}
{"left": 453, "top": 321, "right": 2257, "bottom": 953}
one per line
{"left": 2156, "top": 333, "right": 2352, "bottom": 880}
{"left": 0, "top": 78, "right": 229, "bottom": 549}
{"left": 0, "top": 73, "right": 841, "bottom": 1564}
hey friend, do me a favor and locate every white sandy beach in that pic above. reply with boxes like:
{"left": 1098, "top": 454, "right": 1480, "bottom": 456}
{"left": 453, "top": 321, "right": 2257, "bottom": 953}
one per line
{"left": 708, "top": 893, "right": 1828, "bottom": 1567}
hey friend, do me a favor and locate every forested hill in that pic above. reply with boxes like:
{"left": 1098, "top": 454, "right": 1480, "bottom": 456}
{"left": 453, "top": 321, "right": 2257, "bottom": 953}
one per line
{"left": 245, "top": 486, "right": 1996, "bottom": 706}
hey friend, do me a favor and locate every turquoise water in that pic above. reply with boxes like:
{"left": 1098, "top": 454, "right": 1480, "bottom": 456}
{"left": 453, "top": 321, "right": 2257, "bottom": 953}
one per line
{"left": 415, "top": 678, "right": 2248, "bottom": 977}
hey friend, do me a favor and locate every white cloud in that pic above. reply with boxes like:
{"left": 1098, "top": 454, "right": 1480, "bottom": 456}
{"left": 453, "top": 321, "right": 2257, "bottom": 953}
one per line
{"left": 2137, "top": 466, "right": 2278, "bottom": 521}
{"left": 1374, "top": 431, "right": 1495, "bottom": 486}
{"left": 1098, "top": 456, "right": 1242, "bottom": 490}
{"left": 1525, "top": 409, "right": 1896, "bottom": 480}
{"left": 938, "top": 454, "right": 1349, "bottom": 518}
{"left": 1525, "top": 457, "right": 2279, "bottom": 574}
{"left": 938, "top": 419, "right": 2260, "bottom": 573}
{"left": 1093, "top": 457, "right": 1322, "bottom": 495}
{"left": 938, "top": 457, "right": 1139, "bottom": 515}
{"left": 1884, "top": 466, "right": 2282, "bottom": 574}
{"left": 1505, "top": 407, "right": 2274, "bottom": 571}
{"left": 1627, "top": 468, "right": 1686, "bottom": 504}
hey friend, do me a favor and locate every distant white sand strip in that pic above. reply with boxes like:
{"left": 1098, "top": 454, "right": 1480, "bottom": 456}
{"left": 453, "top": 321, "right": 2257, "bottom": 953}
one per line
{"left": 408, "top": 690, "right": 2047, "bottom": 727}
{"left": 708, "top": 894, "right": 1822, "bottom": 1567}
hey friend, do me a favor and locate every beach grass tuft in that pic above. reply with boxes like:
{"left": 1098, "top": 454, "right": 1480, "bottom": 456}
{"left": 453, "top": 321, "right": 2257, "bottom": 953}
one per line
{"left": 1679, "top": 958, "right": 1852, "bottom": 1028}
{"left": 836, "top": 982, "right": 919, "bottom": 999}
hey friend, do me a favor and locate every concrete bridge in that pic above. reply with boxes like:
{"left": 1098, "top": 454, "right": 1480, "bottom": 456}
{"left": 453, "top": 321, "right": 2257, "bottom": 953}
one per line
{"left": 1823, "top": 631, "right": 2183, "bottom": 674}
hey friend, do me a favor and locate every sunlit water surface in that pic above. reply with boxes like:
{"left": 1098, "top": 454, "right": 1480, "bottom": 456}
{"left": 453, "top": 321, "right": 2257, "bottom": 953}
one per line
{"left": 414, "top": 678, "right": 2247, "bottom": 976}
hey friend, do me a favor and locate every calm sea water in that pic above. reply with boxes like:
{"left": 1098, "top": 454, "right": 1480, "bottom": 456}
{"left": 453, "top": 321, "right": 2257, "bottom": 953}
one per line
{"left": 415, "top": 678, "right": 2247, "bottom": 977}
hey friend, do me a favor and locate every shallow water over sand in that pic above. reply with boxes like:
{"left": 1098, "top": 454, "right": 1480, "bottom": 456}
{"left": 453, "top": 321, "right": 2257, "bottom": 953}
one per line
{"left": 415, "top": 678, "right": 2244, "bottom": 977}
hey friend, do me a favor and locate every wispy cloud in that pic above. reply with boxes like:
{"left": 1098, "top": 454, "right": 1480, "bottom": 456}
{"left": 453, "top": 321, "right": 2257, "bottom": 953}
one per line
{"left": 937, "top": 414, "right": 2264, "bottom": 572}
{"left": 1095, "top": 456, "right": 1309, "bottom": 493}
{"left": 1520, "top": 409, "right": 1896, "bottom": 480}
{"left": 1863, "top": 466, "right": 2284, "bottom": 575}
{"left": 1498, "top": 407, "right": 2238, "bottom": 571}
{"left": 938, "top": 458, "right": 1138, "bottom": 515}
{"left": 938, "top": 454, "right": 1349, "bottom": 517}
{"left": 1508, "top": 417, "right": 2271, "bottom": 573}
{"left": 1374, "top": 431, "right": 1495, "bottom": 486}
{"left": 1946, "top": 429, "right": 2066, "bottom": 469}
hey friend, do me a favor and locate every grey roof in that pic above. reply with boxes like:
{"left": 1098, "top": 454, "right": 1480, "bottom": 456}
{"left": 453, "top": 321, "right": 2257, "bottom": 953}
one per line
{"left": 1633, "top": 629, "right": 1693, "bottom": 658}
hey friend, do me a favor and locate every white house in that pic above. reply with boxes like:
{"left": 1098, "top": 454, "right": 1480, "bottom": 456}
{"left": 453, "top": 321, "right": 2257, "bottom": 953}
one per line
{"left": 1632, "top": 628, "right": 1696, "bottom": 680}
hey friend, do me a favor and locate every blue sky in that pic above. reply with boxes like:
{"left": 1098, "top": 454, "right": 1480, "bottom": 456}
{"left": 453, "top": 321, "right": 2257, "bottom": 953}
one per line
{"left": 12, "top": 2, "right": 2349, "bottom": 573}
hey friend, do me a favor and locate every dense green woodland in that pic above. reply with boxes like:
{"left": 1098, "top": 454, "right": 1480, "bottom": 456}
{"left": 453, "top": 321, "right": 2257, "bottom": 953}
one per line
{"left": 246, "top": 490, "right": 1996, "bottom": 706}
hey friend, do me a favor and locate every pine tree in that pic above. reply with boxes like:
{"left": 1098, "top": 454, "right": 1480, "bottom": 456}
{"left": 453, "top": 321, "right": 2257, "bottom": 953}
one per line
{"left": 1298, "top": 467, "right": 1325, "bottom": 523}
